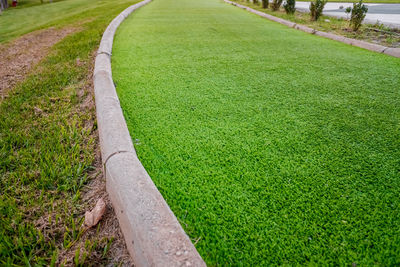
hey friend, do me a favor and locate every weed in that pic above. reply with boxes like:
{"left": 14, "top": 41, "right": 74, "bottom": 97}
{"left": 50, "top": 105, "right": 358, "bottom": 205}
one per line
{"left": 349, "top": 0, "right": 368, "bottom": 31}
{"left": 262, "top": 0, "right": 268, "bottom": 8}
{"left": 271, "top": 0, "right": 283, "bottom": 11}
{"left": 283, "top": 0, "right": 296, "bottom": 14}
{"left": 310, "top": 0, "right": 327, "bottom": 21}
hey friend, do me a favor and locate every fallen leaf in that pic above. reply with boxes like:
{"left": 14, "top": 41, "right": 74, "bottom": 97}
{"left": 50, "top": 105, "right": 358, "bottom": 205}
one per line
{"left": 85, "top": 198, "right": 106, "bottom": 228}
{"left": 34, "top": 106, "right": 43, "bottom": 114}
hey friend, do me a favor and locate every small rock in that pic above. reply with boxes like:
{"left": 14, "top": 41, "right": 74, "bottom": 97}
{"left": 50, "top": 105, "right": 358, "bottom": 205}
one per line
{"left": 176, "top": 251, "right": 182, "bottom": 256}
{"left": 324, "top": 19, "right": 330, "bottom": 22}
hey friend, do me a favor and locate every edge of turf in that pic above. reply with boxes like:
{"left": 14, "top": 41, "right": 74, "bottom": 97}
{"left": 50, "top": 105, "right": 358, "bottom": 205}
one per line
{"left": 93, "top": 0, "right": 206, "bottom": 265}
{"left": 225, "top": 0, "right": 400, "bottom": 58}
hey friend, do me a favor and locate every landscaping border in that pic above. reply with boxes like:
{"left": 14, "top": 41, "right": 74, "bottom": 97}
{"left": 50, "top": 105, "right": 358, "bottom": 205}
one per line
{"left": 93, "top": 0, "right": 206, "bottom": 266}
{"left": 225, "top": 0, "right": 400, "bottom": 58}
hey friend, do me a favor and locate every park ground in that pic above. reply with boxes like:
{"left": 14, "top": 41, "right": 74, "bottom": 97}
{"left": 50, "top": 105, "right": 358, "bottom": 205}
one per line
{"left": 113, "top": 0, "right": 400, "bottom": 265}
{"left": 0, "top": 0, "right": 142, "bottom": 265}
{"left": 1, "top": 0, "right": 400, "bottom": 265}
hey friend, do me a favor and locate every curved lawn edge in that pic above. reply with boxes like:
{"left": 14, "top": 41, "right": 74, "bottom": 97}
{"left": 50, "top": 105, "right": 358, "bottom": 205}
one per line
{"left": 225, "top": 0, "right": 400, "bottom": 58}
{"left": 93, "top": 0, "right": 206, "bottom": 266}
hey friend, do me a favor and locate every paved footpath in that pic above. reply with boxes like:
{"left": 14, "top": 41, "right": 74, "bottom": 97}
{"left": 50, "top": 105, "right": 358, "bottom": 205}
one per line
{"left": 296, "top": 2, "right": 400, "bottom": 28}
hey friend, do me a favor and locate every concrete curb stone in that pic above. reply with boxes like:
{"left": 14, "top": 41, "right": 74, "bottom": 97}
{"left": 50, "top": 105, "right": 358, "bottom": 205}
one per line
{"left": 350, "top": 39, "right": 387, "bottom": 53}
{"left": 106, "top": 153, "right": 206, "bottom": 267}
{"left": 295, "top": 24, "right": 316, "bottom": 34}
{"left": 224, "top": 0, "right": 400, "bottom": 58}
{"left": 314, "top": 31, "right": 346, "bottom": 42}
{"left": 384, "top": 48, "right": 400, "bottom": 57}
{"left": 338, "top": 36, "right": 354, "bottom": 45}
{"left": 94, "top": 0, "right": 206, "bottom": 266}
{"left": 94, "top": 53, "right": 112, "bottom": 77}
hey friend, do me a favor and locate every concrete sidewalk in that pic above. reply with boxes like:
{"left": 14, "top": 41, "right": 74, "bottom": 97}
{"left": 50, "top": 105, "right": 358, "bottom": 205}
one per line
{"left": 296, "top": 2, "right": 400, "bottom": 28}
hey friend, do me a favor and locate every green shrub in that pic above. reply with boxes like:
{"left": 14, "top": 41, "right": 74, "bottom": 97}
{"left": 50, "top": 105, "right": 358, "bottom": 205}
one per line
{"left": 253, "top": 0, "right": 259, "bottom": 4}
{"left": 283, "top": 0, "right": 296, "bottom": 14}
{"left": 271, "top": 0, "right": 283, "bottom": 11}
{"left": 262, "top": 0, "right": 268, "bottom": 8}
{"left": 349, "top": 0, "right": 368, "bottom": 31}
{"left": 310, "top": 0, "right": 327, "bottom": 21}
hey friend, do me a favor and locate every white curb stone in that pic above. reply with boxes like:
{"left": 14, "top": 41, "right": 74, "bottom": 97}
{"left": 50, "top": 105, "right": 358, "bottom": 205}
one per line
{"left": 314, "top": 31, "right": 346, "bottom": 42}
{"left": 350, "top": 39, "right": 387, "bottom": 53}
{"left": 384, "top": 47, "right": 400, "bottom": 57}
{"left": 94, "top": 0, "right": 206, "bottom": 266}
{"left": 106, "top": 153, "right": 206, "bottom": 267}
{"left": 295, "top": 24, "right": 316, "bottom": 34}
{"left": 94, "top": 53, "right": 112, "bottom": 77}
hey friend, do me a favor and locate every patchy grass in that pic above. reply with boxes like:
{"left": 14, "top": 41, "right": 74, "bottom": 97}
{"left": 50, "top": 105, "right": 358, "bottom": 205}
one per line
{"left": 0, "top": 0, "right": 140, "bottom": 265}
{"left": 0, "top": 0, "right": 124, "bottom": 43}
{"left": 234, "top": 0, "right": 400, "bottom": 48}
{"left": 113, "top": 0, "right": 400, "bottom": 265}
{"left": 2, "top": 0, "right": 66, "bottom": 10}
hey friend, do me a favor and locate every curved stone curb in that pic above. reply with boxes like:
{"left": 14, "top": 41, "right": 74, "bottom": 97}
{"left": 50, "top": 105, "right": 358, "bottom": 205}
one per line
{"left": 224, "top": 0, "right": 400, "bottom": 58}
{"left": 94, "top": 1, "right": 206, "bottom": 266}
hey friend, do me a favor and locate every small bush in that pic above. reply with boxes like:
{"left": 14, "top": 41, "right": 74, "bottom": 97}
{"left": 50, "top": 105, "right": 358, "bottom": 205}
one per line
{"left": 253, "top": 0, "right": 259, "bottom": 5}
{"left": 344, "top": 6, "right": 351, "bottom": 19}
{"left": 349, "top": 1, "right": 368, "bottom": 31}
{"left": 271, "top": 0, "right": 283, "bottom": 11}
{"left": 283, "top": 0, "right": 296, "bottom": 14}
{"left": 262, "top": 0, "right": 268, "bottom": 8}
{"left": 310, "top": 0, "right": 327, "bottom": 21}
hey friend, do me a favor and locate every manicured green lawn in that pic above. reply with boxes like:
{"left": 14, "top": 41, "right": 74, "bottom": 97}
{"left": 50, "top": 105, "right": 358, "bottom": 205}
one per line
{"left": 113, "top": 0, "right": 400, "bottom": 265}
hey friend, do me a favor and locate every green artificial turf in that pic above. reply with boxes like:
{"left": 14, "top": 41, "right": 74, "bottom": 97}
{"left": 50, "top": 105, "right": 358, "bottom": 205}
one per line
{"left": 112, "top": 0, "right": 400, "bottom": 265}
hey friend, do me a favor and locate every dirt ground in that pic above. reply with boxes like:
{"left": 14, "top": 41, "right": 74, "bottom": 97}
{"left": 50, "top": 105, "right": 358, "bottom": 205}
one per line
{"left": 0, "top": 27, "right": 76, "bottom": 99}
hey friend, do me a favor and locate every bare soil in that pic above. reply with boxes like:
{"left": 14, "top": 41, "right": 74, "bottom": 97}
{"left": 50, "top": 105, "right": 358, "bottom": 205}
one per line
{"left": 0, "top": 27, "right": 76, "bottom": 99}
